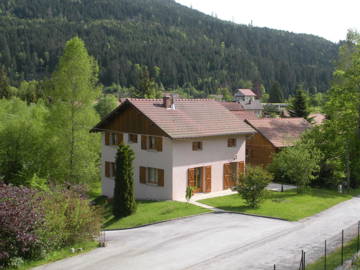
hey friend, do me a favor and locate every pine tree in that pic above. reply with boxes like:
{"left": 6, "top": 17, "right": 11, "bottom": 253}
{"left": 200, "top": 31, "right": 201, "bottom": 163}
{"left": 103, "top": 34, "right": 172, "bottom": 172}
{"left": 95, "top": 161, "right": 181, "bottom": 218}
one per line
{"left": 268, "top": 81, "right": 284, "bottom": 103}
{"left": 0, "top": 67, "right": 10, "bottom": 99}
{"left": 289, "top": 90, "right": 309, "bottom": 119}
{"left": 113, "top": 144, "right": 137, "bottom": 218}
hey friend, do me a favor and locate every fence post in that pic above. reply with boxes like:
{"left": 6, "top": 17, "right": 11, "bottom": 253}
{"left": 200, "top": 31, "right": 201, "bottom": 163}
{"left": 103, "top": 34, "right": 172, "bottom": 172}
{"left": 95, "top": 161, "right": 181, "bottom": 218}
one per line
{"left": 341, "top": 229, "right": 344, "bottom": 265}
{"left": 303, "top": 251, "right": 306, "bottom": 270}
{"left": 274, "top": 264, "right": 276, "bottom": 270}
{"left": 324, "top": 240, "right": 327, "bottom": 270}
{"left": 357, "top": 221, "right": 360, "bottom": 252}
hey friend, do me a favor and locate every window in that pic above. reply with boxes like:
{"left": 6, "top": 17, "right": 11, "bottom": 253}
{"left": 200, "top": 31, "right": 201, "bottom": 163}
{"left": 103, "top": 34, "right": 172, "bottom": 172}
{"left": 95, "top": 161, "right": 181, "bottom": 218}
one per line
{"left": 140, "top": 167, "right": 164, "bottom": 187}
{"left": 147, "top": 168, "right": 158, "bottom": 184}
{"left": 141, "top": 135, "right": 163, "bottom": 152}
{"left": 149, "top": 136, "right": 156, "bottom": 150}
{"left": 192, "top": 141, "right": 202, "bottom": 151}
{"left": 228, "top": 138, "right": 236, "bottom": 147}
{"left": 105, "top": 132, "right": 123, "bottom": 146}
{"left": 105, "top": 161, "right": 116, "bottom": 178}
{"left": 129, "top": 134, "right": 138, "bottom": 143}
{"left": 194, "top": 167, "right": 203, "bottom": 189}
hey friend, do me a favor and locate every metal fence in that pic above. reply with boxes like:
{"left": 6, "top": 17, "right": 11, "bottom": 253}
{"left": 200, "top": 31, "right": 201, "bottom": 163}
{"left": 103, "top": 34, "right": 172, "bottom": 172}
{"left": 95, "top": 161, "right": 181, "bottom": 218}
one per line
{"left": 273, "top": 221, "right": 360, "bottom": 270}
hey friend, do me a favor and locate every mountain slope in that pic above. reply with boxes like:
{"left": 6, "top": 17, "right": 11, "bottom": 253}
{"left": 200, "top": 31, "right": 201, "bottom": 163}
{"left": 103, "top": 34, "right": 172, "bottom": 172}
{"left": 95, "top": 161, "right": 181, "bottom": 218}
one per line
{"left": 0, "top": 0, "right": 338, "bottom": 96}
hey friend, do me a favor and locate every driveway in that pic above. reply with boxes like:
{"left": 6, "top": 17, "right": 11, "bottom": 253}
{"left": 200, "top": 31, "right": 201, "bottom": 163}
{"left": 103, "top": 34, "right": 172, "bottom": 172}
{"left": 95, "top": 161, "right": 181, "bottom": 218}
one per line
{"left": 35, "top": 197, "right": 360, "bottom": 270}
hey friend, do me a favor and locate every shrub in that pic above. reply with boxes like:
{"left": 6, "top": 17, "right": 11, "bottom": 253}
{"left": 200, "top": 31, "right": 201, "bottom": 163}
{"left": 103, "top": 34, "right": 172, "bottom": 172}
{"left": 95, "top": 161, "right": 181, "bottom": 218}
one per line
{"left": 113, "top": 145, "right": 137, "bottom": 218}
{"left": 0, "top": 184, "right": 102, "bottom": 267}
{"left": 269, "top": 140, "right": 322, "bottom": 193}
{"left": 0, "top": 183, "right": 45, "bottom": 267}
{"left": 185, "top": 186, "right": 195, "bottom": 202}
{"left": 236, "top": 166, "right": 273, "bottom": 208}
{"left": 38, "top": 188, "right": 102, "bottom": 251}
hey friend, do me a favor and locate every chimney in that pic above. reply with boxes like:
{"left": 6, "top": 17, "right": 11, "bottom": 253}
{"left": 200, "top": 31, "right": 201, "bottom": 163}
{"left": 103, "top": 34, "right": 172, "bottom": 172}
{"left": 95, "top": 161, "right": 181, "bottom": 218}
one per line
{"left": 163, "top": 95, "right": 171, "bottom": 109}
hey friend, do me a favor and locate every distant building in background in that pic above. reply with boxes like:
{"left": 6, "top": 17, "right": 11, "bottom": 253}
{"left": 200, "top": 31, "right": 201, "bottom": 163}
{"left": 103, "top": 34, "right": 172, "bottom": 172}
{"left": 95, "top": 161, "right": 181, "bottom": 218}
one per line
{"left": 234, "top": 89, "right": 263, "bottom": 117}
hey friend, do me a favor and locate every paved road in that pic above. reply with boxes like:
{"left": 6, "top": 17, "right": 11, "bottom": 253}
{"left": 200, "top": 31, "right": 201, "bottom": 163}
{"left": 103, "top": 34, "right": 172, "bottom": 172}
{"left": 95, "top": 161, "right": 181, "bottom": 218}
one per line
{"left": 35, "top": 197, "right": 360, "bottom": 270}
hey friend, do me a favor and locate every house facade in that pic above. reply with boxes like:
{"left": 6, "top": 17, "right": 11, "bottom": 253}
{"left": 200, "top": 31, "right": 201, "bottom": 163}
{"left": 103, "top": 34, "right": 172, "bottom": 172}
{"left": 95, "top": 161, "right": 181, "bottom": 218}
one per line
{"left": 234, "top": 89, "right": 263, "bottom": 117}
{"left": 245, "top": 118, "right": 311, "bottom": 167}
{"left": 91, "top": 97, "right": 255, "bottom": 201}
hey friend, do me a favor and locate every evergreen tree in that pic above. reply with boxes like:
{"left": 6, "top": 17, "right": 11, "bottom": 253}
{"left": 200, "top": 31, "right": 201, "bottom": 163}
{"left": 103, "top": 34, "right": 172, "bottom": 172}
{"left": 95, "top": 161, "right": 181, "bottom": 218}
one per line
{"left": 0, "top": 67, "right": 10, "bottom": 99}
{"left": 95, "top": 94, "right": 118, "bottom": 119}
{"left": 289, "top": 90, "right": 309, "bottom": 119}
{"left": 113, "top": 144, "right": 137, "bottom": 218}
{"left": 268, "top": 81, "right": 284, "bottom": 103}
{"left": 47, "top": 37, "right": 101, "bottom": 184}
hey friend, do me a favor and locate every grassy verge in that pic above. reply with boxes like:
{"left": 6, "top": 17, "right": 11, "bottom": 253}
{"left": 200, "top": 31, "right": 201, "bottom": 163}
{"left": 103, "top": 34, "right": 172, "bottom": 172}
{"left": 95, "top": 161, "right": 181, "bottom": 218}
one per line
{"left": 199, "top": 188, "right": 353, "bottom": 221}
{"left": 5, "top": 241, "right": 98, "bottom": 270}
{"left": 307, "top": 237, "right": 360, "bottom": 270}
{"left": 101, "top": 199, "right": 211, "bottom": 230}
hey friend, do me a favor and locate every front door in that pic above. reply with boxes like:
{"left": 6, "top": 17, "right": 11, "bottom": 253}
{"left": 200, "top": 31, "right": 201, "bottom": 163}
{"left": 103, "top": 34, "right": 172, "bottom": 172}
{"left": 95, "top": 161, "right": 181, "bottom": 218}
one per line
{"left": 188, "top": 166, "right": 212, "bottom": 193}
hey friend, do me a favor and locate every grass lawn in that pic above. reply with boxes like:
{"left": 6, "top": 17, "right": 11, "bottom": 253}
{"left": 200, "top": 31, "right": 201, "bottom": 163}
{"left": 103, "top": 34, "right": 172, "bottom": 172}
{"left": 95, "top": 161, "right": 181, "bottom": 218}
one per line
{"left": 199, "top": 188, "right": 354, "bottom": 221}
{"left": 307, "top": 236, "right": 360, "bottom": 270}
{"left": 5, "top": 241, "right": 98, "bottom": 270}
{"left": 101, "top": 200, "right": 211, "bottom": 230}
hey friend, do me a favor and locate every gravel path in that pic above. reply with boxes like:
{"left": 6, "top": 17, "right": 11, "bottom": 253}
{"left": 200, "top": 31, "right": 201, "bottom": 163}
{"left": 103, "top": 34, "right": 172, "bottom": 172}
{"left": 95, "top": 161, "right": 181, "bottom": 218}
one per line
{"left": 34, "top": 197, "right": 360, "bottom": 270}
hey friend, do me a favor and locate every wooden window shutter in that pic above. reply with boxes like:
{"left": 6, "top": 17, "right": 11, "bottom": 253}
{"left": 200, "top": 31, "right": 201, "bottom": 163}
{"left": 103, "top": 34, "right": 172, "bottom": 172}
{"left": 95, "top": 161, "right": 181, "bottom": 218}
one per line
{"left": 188, "top": 168, "right": 195, "bottom": 187}
{"left": 223, "top": 163, "right": 231, "bottom": 190}
{"left": 205, "top": 166, "right": 211, "bottom": 193}
{"left": 157, "top": 169, "right": 164, "bottom": 187}
{"left": 141, "top": 135, "right": 148, "bottom": 150}
{"left": 140, "top": 167, "right": 146, "bottom": 184}
{"left": 105, "top": 132, "right": 110, "bottom": 145}
{"left": 105, "top": 162, "right": 110, "bottom": 177}
{"left": 117, "top": 133, "right": 124, "bottom": 145}
{"left": 238, "top": 161, "right": 245, "bottom": 176}
{"left": 155, "top": 137, "right": 163, "bottom": 152}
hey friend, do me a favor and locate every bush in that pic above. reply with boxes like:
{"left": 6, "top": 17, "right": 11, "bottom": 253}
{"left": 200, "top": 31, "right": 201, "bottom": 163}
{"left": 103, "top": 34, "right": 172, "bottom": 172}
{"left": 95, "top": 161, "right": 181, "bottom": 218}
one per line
{"left": 269, "top": 141, "right": 322, "bottom": 193}
{"left": 0, "top": 183, "right": 102, "bottom": 267}
{"left": 38, "top": 188, "right": 102, "bottom": 251}
{"left": 236, "top": 166, "right": 273, "bottom": 208}
{"left": 0, "top": 183, "right": 45, "bottom": 267}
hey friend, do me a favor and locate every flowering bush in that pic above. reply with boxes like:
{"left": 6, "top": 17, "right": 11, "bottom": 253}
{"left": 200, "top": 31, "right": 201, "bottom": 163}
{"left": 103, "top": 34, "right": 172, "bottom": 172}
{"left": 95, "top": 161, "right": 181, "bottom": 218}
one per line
{"left": 0, "top": 183, "right": 102, "bottom": 267}
{"left": 0, "top": 184, "right": 44, "bottom": 267}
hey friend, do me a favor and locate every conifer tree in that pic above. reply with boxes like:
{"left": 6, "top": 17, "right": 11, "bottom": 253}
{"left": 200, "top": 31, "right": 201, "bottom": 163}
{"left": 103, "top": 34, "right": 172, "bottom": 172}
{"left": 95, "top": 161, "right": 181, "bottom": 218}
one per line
{"left": 289, "top": 90, "right": 309, "bottom": 119}
{"left": 268, "top": 81, "right": 284, "bottom": 103}
{"left": 113, "top": 144, "right": 137, "bottom": 218}
{"left": 47, "top": 37, "right": 101, "bottom": 184}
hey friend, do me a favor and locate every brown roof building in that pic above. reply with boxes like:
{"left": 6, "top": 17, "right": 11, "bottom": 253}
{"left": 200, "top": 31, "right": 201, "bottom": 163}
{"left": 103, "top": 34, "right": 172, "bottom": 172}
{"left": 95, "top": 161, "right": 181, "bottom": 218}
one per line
{"left": 245, "top": 118, "right": 311, "bottom": 166}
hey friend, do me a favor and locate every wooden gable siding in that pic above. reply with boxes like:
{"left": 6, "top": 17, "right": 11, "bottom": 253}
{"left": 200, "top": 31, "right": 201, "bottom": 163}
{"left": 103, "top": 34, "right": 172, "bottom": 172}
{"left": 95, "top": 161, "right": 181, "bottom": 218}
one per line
{"left": 102, "top": 104, "right": 168, "bottom": 137}
{"left": 246, "top": 133, "right": 277, "bottom": 167}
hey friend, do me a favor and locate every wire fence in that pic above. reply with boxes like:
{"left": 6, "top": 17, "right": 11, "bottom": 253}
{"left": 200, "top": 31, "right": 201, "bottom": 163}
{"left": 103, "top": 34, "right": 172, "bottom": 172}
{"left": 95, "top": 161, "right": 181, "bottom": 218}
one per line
{"left": 273, "top": 221, "right": 360, "bottom": 270}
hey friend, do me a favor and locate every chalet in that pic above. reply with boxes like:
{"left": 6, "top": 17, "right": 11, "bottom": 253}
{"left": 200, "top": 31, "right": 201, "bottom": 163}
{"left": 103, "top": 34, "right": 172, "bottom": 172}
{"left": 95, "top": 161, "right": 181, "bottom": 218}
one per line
{"left": 234, "top": 89, "right": 263, "bottom": 117}
{"left": 91, "top": 96, "right": 255, "bottom": 201}
{"left": 245, "top": 118, "right": 311, "bottom": 167}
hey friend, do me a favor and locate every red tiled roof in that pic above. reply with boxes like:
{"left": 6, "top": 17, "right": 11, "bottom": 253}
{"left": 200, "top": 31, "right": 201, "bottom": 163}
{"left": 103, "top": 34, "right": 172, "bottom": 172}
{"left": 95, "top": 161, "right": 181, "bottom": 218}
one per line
{"left": 92, "top": 98, "right": 255, "bottom": 139}
{"left": 237, "top": 89, "right": 256, "bottom": 96}
{"left": 245, "top": 118, "right": 311, "bottom": 148}
{"left": 231, "top": 111, "right": 259, "bottom": 120}
{"left": 309, "top": 113, "right": 326, "bottom": 126}
{"left": 218, "top": 101, "right": 244, "bottom": 111}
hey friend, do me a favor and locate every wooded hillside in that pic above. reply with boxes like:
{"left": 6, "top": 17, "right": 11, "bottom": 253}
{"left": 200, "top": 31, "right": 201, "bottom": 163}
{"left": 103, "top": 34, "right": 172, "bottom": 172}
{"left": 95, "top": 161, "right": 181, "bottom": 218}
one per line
{"left": 0, "top": 0, "right": 338, "bottom": 96}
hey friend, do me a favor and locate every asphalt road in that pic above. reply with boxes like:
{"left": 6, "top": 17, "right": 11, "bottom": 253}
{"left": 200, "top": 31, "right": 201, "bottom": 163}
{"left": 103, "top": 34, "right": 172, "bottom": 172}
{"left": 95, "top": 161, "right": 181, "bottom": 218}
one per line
{"left": 35, "top": 197, "right": 360, "bottom": 270}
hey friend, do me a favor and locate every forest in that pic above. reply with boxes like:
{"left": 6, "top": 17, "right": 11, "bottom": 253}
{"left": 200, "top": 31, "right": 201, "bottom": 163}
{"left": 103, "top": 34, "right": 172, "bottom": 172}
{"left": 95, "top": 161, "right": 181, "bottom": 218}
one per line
{"left": 0, "top": 0, "right": 339, "bottom": 97}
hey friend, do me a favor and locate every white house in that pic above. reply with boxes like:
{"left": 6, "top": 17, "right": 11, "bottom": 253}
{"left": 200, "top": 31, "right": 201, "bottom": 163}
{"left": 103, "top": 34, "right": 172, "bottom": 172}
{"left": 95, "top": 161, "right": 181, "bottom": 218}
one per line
{"left": 234, "top": 89, "right": 263, "bottom": 117}
{"left": 91, "top": 96, "right": 255, "bottom": 201}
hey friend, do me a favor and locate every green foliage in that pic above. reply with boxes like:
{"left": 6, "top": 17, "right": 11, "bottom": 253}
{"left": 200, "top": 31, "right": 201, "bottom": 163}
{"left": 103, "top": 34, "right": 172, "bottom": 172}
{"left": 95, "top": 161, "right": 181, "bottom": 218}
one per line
{"left": 0, "top": 66, "right": 10, "bottom": 99}
{"left": 288, "top": 89, "right": 310, "bottom": 119}
{"left": 38, "top": 188, "right": 102, "bottom": 251}
{"left": 269, "top": 140, "right": 322, "bottom": 192}
{"left": 263, "top": 104, "right": 281, "bottom": 118}
{"left": 236, "top": 166, "right": 273, "bottom": 208}
{"left": 0, "top": 0, "right": 337, "bottom": 96}
{"left": 268, "top": 81, "right": 284, "bottom": 103}
{"left": 46, "top": 37, "right": 101, "bottom": 185}
{"left": 94, "top": 94, "right": 118, "bottom": 119}
{"left": 113, "top": 145, "right": 137, "bottom": 218}
{"left": 0, "top": 98, "right": 51, "bottom": 185}
{"left": 185, "top": 186, "right": 195, "bottom": 202}
{"left": 28, "top": 174, "right": 49, "bottom": 191}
